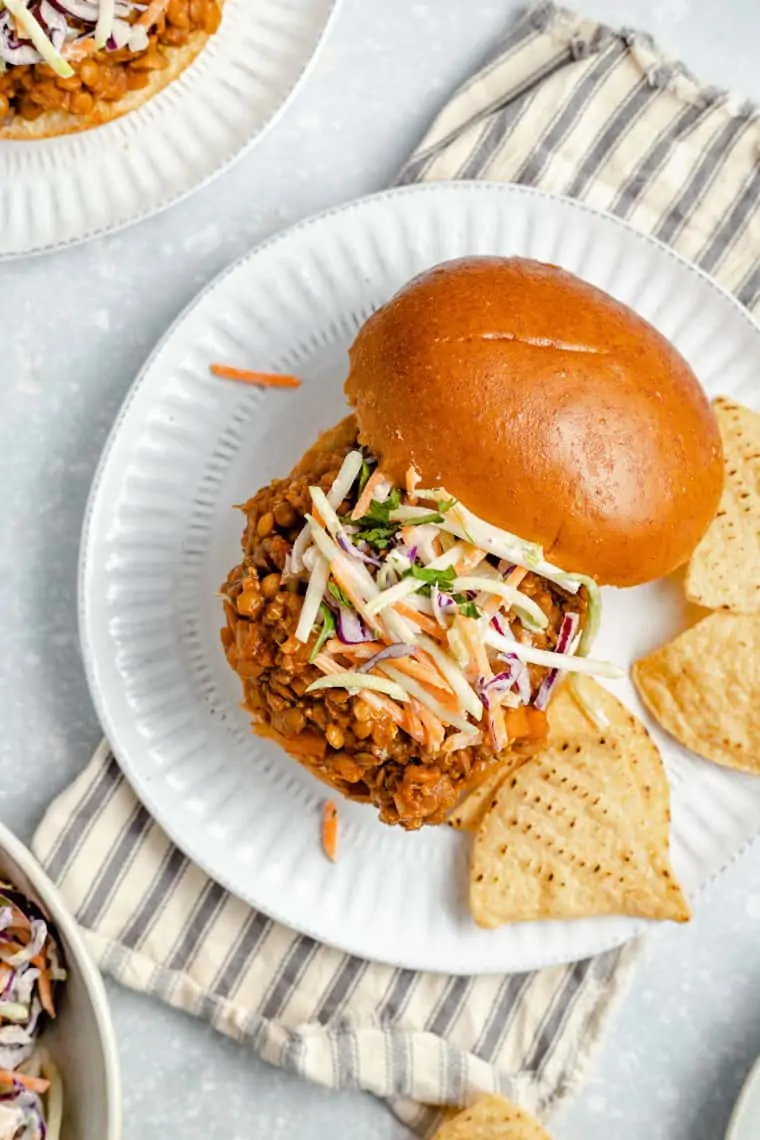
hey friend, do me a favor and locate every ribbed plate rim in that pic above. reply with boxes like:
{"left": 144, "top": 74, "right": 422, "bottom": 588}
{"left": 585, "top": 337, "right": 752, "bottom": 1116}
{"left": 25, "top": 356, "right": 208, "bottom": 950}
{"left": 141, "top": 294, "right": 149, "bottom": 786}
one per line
{"left": 0, "top": 0, "right": 339, "bottom": 260}
{"left": 79, "top": 181, "right": 760, "bottom": 974}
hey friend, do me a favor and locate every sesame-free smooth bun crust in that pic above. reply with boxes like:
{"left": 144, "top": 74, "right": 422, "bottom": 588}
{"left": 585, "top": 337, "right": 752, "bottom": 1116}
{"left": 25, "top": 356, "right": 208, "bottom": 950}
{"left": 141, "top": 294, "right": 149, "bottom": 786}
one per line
{"left": 345, "top": 257, "right": 724, "bottom": 587}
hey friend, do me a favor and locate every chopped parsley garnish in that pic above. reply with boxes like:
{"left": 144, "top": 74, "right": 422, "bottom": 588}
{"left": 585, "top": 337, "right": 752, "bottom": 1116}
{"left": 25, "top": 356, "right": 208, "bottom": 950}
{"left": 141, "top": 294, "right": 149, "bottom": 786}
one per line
{"left": 327, "top": 581, "right": 353, "bottom": 609}
{"left": 368, "top": 488, "right": 402, "bottom": 519}
{"left": 451, "top": 588, "right": 482, "bottom": 619}
{"left": 308, "top": 603, "right": 335, "bottom": 662}
{"left": 350, "top": 525, "right": 397, "bottom": 551}
{"left": 344, "top": 489, "right": 403, "bottom": 551}
{"left": 401, "top": 563, "right": 457, "bottom": 597}
{"left": 406, "top": 564, "right": 456, "bottom": 588}
{"left": 402, "top": 511, "right": 445, "bottom": 526}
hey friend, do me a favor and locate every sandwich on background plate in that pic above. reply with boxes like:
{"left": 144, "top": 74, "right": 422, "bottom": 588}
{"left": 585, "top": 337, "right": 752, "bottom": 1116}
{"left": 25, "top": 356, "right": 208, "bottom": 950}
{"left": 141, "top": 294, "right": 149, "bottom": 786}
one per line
{"left": 220, "top": 256, "right": 723, "bottom": 831}
{"left": 0, "top": 0, "right": 222, "bottom": 137}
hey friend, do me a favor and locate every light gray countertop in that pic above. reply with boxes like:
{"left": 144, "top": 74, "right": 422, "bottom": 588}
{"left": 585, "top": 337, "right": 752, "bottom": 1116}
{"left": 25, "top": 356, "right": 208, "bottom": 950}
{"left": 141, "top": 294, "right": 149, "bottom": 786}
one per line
{"left": 2, "top": 1, "right": 760, "bottom": 1136}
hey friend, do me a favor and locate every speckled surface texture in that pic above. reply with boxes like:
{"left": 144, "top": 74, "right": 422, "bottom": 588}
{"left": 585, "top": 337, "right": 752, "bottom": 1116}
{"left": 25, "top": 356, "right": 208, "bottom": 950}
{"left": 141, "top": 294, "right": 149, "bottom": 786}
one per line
{"left": 2, "top": 1, "right": 760, "bottom": 1137}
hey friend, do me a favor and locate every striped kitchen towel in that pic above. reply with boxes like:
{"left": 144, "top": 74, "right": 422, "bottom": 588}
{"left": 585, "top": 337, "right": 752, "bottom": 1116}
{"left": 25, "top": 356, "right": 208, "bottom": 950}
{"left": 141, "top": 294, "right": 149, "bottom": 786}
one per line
{"left": 33, "top": 3, "right": 760, "bottom": 1135}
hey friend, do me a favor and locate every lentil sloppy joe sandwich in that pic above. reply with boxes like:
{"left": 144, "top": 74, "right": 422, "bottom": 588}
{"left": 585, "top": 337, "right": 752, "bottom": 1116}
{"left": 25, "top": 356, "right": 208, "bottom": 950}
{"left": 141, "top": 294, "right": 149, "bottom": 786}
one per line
{"left": 0, "top": 0, "right": 222, "bottom": 137}
{"left": 220, "top": 257, "right": 724, "bottom": 831}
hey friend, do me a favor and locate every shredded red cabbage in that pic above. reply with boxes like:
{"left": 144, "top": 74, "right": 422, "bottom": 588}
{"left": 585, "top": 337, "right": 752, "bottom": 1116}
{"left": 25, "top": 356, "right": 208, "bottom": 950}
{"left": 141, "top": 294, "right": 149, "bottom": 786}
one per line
{"left": 475, "top": 660, "right": 530, "bottom": 711}
{"left": 533, "top": 612, "right": 580, "bottom": 710}
{"left": 431, "top": 585, "right": 455, "bottom": 627}
{"left": 0, "top": 1080, "right": 47, "bottom": 1140}
{"left": 0, "top": 0, "right": 154, "bottom": 67}
{"left": 335, "top": 608, "right": 371, "bottom": 645}
{"left": 495, "top": 653, "right": 531, "bottom": 704}
{"left": 336, "top": 530, "right": 381, "bottom": 568}
{"left": 490, "top": 613, "right": 509, "bottom": 637}
{"left": 357, "top": 644, "right": 413, "bottom": 674}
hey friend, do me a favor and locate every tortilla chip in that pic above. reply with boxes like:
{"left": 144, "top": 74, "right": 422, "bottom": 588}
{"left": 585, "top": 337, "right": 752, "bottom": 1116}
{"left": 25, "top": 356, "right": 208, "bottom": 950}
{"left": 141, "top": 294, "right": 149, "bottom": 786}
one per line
{"left": 470, "top": 729, "right": 689, "bottom": 928}
{"left": 448, "top": 762, "right": 525, "bottom": 832}
{"left": 685, "top": 397, "right": 760, "bottom": 613}
{"left": 547, "top": 678, "right": 670, "bottom": 844}
{"left": 633, "top": 611, "right": 760, "bottom": 775}
{"left": 450, "top": 677, "right": 652, "bottom": 832}
{"left": 547, "top": 675, "right": 623, "bottom": 738}
{"left": 431, "top": 1095, "right": 551, "bottom": 1140}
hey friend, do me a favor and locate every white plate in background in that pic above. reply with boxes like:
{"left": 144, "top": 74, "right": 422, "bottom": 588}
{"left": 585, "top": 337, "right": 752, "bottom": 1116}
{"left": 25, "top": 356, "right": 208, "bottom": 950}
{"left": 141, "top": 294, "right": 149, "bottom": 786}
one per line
{"left": 79, "top": 182, "right": 760, "bottom": 973}
{"left": 727, "top": 1057, "right": 760, "bottom": 1140}
{"left": 0, "top": 0, "right": 337, "bottom": 258}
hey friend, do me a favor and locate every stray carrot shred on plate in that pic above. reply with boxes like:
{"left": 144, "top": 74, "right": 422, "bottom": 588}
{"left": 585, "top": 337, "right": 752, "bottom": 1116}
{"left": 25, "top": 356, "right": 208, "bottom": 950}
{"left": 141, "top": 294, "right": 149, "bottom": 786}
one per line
{"left": 209, "top": 364, "right": 302, "bottom": 388}
{"left": 321, "top": 800, "right": 339, "bottom": 862}
{"left": 0, "top": 1069, "right": 50, "bottom": 1094}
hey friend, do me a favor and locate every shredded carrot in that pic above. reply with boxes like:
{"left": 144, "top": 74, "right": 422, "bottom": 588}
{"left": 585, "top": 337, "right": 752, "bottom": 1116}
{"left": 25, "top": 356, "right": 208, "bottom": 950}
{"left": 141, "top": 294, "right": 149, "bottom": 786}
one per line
{"left": 0, "top": 1069, "right": 50, "bottom": 1094}
{"left": 394, "top": 603, "right": 446, "bottom": 641}
{"left": 458, "top": 617, "right": 507, "bottom": 751}
{"left": 410, "top": 697, "right": 446, "bottom": 751}
{"left": 404, "top": 701, "right": 425, "bottom": 745}
{"left": 209, "top": 364, "right": 301, "bottom": 388}
{"left": 321, "top": 801, "right": 338, "bottom": 862}
{"left": 137, "top": 0, "right": 169, "bottom": 25}
{"left": 389, "top": 656, "right": 460, "bottom": 711}
{"left": 458, "top": 617, "right": 489, "bottom": 678}
{"left": 481, "top": 596, "right": 501, "bottom": 618}
{"left": 322, "top": 638, "right": 458, "bottom": 714}
{"left": 328, "top": 563, "right": 367, "bottom": 611}
{"left": 351, "top": 469, "right": 388, "bottom": 520}
{"left": 312, "top": 651, "right": 446, "bottom": 742}
{"left": 399, "top": 705, "right": 426, "bottom": 745}
{"left": 324, "top": 639, "right": 385, "bottom": 658}
{"left": 328, "top": 562, "right": 382, "bottom": 635}
{"left": 363, "top": 690, "right": 408, "bottom": 726}
{"left": 313, "top": 653, "right": 407, "bottom": 727}
{"left": 481, "top": 567, "right": 529, "bottom": 618}
{"left": 454, "top": 546, "right": 487, "bottom": 575}
{"left": 505, "top": 566, "right": 528, "bottom": 590}
{"left": 30, "top": 956, "right": 55, "bottom": 1019}
{"left": 415, "top": 647, "right": 461, "bottom": 692}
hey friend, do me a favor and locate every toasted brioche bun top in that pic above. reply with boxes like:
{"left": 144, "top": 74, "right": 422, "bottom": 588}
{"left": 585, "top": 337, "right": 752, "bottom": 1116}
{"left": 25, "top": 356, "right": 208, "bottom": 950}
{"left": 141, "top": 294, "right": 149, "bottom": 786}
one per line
{"left": 344, "top": 256, "right": 723, "bottom": 587}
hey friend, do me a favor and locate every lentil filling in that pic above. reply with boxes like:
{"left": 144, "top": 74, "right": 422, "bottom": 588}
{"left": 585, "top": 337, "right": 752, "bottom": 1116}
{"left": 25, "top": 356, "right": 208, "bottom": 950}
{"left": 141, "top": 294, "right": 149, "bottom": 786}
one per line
{"left": 221, "top": 424, "right": 589, "bottom": 830}
{"left": 0, "top": 0, "right": 220, "bottom": 123}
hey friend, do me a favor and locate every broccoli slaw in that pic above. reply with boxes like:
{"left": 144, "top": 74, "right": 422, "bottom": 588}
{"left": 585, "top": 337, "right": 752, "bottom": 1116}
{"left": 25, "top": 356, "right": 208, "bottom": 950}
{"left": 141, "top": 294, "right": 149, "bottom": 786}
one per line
{"left": 0, "top": 883, "right": 66, "bottom": 1140}
{"left": 291, "top": 447, "right": 622, "bottom": 755}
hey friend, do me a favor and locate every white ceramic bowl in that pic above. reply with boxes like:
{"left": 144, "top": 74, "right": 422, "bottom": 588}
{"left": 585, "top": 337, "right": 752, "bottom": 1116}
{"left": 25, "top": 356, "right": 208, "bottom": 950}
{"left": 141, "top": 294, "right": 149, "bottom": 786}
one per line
{"left": 0, "top": 820, "right": 122, "bottom": 1140}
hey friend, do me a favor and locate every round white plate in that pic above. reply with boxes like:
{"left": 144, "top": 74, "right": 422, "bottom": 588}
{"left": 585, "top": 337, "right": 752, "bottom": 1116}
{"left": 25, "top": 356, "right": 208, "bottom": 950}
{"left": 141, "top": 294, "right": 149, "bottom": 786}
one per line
{"left": 727, "top": 1057, "right": 760, "bottom": 1140}
{"left": 0, "top": 0, "right": 337, "bottom": 258}
{"left": 80, "top": 182, "right": 760, "bottom": 974}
